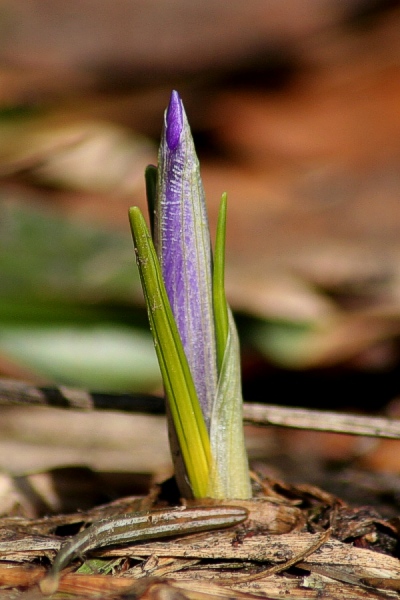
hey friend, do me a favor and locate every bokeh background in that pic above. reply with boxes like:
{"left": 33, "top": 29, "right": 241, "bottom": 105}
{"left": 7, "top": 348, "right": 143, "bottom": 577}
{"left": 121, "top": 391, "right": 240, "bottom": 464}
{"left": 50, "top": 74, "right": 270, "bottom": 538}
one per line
{"left": 1, "top": 0, "right": 400, "bottom": 513}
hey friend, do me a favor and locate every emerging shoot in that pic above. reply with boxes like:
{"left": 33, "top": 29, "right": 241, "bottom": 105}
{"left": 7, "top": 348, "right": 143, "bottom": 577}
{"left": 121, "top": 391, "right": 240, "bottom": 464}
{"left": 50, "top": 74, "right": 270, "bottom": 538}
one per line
{"left": 130, "top": 91, "right": 251, "bottom": 499}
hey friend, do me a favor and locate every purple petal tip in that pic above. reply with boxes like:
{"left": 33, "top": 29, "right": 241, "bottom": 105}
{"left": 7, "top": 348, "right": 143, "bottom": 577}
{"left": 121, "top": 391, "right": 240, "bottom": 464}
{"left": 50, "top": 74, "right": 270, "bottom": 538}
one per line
{"left": 166, "top": 91, "right": 183, "bottom": 151}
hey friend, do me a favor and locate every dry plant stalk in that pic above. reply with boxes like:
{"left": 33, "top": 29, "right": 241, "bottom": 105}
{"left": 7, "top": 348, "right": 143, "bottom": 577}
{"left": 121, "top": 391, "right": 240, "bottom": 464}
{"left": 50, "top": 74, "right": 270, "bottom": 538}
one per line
{"left": 1, "top": 378, "right": 399, "bottom": 439}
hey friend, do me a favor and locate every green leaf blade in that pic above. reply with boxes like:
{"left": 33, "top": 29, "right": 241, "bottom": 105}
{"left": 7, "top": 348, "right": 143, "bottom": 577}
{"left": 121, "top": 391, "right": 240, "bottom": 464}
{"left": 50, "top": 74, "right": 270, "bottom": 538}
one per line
{"left": 144, "top": 164, "right": 157, "bottom": 238}
{"left": 129, "top": 206, "right": 211, "bottom": 497}
{"left": 213, "top": 192, "right": 229, "bottom": 372}
{"left": 211, "top": 193, "right": 251, "bottom": 499}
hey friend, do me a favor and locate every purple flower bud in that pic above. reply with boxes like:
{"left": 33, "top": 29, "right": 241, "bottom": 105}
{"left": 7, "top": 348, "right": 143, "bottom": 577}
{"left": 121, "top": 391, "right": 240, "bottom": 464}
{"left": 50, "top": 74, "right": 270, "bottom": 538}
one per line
{"left": 166, "top": 90, "right": 183, "bottom": 151}
{"left": 155, "top": 91, "right": 218, "bottom": 426}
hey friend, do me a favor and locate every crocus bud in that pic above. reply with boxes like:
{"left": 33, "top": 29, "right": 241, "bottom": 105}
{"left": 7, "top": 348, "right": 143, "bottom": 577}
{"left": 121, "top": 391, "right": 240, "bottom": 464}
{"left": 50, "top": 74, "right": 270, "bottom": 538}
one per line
{"left": 131, "top": 91, "right": 251, "bottom": 499}
{"left": 154, "top": 91, "right": 218, "bottom": 427}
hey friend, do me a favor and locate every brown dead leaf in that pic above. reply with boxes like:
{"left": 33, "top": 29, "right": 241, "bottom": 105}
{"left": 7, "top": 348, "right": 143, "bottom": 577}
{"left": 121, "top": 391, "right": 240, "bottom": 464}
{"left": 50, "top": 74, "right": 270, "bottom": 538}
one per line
{"left": 0, "top": 118, "right": 155, "bottom": 195}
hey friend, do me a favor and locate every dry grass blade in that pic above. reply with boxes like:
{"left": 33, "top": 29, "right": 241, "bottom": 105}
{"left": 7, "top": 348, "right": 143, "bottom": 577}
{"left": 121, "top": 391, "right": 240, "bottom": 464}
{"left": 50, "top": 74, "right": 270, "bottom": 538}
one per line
{"left": 0, "top": 379, "right": 399, "bottom": 439}
{"left": 219, "top": 527, "right": 332, "bottom": 584}
{"left": 243, "top": 403, "right": 400, "bottom": 439}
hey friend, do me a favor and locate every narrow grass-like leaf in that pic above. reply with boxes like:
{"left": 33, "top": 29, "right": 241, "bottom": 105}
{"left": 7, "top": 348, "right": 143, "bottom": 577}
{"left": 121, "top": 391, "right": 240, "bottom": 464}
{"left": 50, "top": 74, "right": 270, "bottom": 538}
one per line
{"left": 213, "top": 192, "right": 229, "bottom": 373}
{"left": 145, "top": 164, "right": 157, "bottom": 238}
{"left": 129, "top": 207, "right": 211, "bottom": 497}
{"left": 210, "top": 193, "right": 251, "bottom": 498}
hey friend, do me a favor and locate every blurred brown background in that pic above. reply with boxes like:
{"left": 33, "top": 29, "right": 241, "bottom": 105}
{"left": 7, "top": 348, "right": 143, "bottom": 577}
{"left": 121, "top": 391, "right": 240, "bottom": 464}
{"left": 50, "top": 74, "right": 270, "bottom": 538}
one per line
{"left": 1, "top": 0, "right": 400, "bottom": 510}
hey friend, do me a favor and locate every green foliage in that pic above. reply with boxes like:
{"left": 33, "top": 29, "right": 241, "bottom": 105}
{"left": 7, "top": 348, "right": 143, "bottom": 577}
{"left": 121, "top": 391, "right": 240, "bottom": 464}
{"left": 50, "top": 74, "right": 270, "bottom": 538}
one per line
{"left": 129, "top": 207, "right": 211, "bottom": 497}
{"left": 0, "top": 203, "right": 161, "bottom": 390}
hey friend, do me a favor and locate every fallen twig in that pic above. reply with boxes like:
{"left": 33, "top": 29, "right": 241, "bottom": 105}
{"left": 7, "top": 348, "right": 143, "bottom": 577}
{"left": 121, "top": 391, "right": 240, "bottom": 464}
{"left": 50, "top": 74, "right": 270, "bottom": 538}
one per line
{"left": 0, "top": 378, "right": 399, "bottom": 439}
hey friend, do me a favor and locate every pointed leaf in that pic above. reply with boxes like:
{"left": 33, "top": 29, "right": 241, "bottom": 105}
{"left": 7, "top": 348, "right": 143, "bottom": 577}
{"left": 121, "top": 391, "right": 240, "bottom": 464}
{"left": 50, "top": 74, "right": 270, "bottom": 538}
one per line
{"left": 129, "top": 206, "right": 211, "bottom": 497}
{"left": 213, "top": 192, "right": 229, "bottom": 372}
{"left": 145, "top": 164, "right": 157, "bottom": 238}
